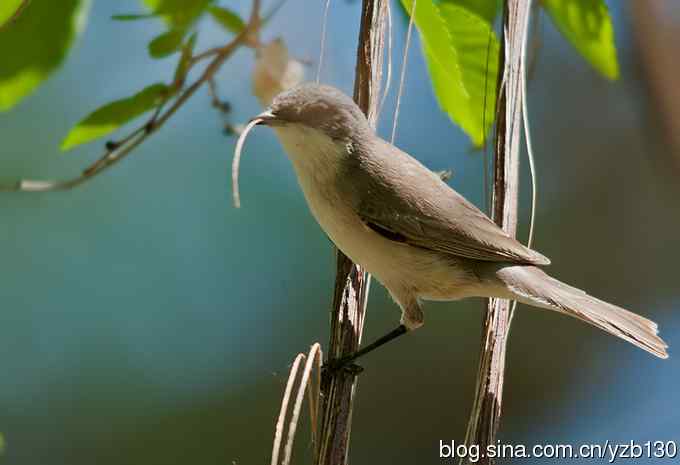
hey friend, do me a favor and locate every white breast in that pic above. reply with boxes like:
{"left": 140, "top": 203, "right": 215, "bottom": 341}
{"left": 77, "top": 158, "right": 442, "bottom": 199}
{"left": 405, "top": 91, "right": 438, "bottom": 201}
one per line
{"left": 274, "top": 125, "right": 376, "bottom": 261}
{"left": 272, "top": 124, "right": 479, "bottom": 301}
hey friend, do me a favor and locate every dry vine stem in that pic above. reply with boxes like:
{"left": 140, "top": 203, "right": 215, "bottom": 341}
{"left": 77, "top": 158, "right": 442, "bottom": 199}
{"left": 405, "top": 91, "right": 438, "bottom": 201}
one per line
{"left": 461, "top": 1, "right": 532, "bottom": 463}
{"left": 315, "top": 2, "right": 387, "bottom": 465}
{"left": 0, "top": 0, "right": 266, "bottom": 193}
{"left": 268, "top": 4, "right": 387, "bottom": 464}
{"left": 270, "top": 344, "right": 322, "bottom": 465}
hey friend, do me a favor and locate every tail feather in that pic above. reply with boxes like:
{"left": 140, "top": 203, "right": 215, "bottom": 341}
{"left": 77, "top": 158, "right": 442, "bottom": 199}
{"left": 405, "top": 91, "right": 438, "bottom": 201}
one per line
{"left": 497, "top": 266, "right": 668, "bottom": 359}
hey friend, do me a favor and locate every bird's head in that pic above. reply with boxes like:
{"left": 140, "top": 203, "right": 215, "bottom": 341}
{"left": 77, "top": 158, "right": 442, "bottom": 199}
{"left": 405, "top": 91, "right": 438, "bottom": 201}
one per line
{"left": 252, "top": 83, "right": 371, "bottom": 142}
{"left": 232, "top": 83, "right": 372, "bottom": 208}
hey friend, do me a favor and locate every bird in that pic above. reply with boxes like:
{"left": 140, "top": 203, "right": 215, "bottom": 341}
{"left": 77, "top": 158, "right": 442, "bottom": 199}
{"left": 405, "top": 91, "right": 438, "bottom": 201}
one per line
{"left": 234, "top": 82, "right": 668, "bottom": 363}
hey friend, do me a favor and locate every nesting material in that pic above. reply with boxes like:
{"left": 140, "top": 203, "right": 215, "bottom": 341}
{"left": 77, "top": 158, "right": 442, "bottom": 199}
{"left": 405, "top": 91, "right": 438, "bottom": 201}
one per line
{"left": 232, "top": 117, "right": 263, "bottom": 208}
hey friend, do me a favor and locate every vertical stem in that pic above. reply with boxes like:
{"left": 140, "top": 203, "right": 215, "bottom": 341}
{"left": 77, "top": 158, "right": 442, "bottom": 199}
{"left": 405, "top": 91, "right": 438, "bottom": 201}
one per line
{"left": 315, "top": 2, "right": 387, "bottom": 465}
{"left": 461, "top": 1, "right": 530, "bottom": 463}
{"left": 631, "top": 1, "right": 680, "bottom": 172}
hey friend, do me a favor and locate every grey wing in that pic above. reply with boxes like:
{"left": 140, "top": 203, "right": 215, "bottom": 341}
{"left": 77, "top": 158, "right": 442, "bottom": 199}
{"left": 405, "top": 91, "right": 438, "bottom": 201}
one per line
{"left": 350, "top": 139, "right": 550, "bottom": 266}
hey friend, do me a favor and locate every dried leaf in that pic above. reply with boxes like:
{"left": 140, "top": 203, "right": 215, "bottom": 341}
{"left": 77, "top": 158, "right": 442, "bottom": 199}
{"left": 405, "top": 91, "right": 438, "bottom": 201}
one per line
{"left": 252, "top": 39, "right": 304, "bottom": 107}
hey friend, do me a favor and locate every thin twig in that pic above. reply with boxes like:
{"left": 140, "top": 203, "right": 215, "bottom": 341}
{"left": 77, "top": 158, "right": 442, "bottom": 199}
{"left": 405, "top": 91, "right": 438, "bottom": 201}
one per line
{"left": 317, "top": 0, "right": 332, "bottom": 83}
{"left": 282, "top": 343, "right": 322, "bottom": 465}
{"left": 207, "top": 77, "right": 219, "bottom": 107}
{"left": 305, "top": 344, "right": 323, "bottom": 454}
{"left": 377, "top": 0, "right": 392, "bottom": 117}
{"left": 270, "top": 344, "right": 323, "bottom": 465}
{"left": 315, "top": 2, "right": 387, "bottom": 465}
{"left": 1, "top": 0, "right": 264, "bottom": 193}
{"left": 190, "top": 47, "right": 223, "bottom": 64}
{"left": 271, "top": 354, "right": 305, "bottom": 465}
{"left": 520, "top": 0, "right": 536, "bottom": 252}
{"left": 481, "top": 29, "right": 493, "bottom": 214}
{"left": 262, "top": 0, "right": 290, "bottom": 24}
{"left": 461, "top": 1, "right": 532, "bottom": 464}
{"left": 390, "top": 0, "right": 416, "bottom": 144}
{"left": 509, "top": 1, "right": 537, "bottom": 327}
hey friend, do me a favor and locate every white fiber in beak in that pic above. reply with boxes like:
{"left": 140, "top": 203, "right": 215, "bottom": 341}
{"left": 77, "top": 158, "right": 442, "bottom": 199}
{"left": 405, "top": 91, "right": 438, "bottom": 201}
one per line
{"left": 232, "top": 117, "right": 264, "bottom": 208}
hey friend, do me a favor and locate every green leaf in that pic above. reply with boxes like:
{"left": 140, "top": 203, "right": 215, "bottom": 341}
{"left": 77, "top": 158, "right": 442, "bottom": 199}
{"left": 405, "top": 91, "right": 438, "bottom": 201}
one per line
{"left": 0, "top": 0, "right": 91, "bottom": 111}
{"left": 148, "top": 29, "right": 185, "bottom": 58}
{"left": 543, "top": 0, "right": 619, "bottom": 80}
{"left": 441, "top": 0, "right": 500, "bottom": 25}
{"left": 111, "top": 13, "right": 157, "bottom": 21}
{"left": 142, "top": 0, "right": 212, "bottom": 28}
{"left": 0, "top": 0, "right": 29, "bottom": 29}
{"left": 173, "top": 33, "right": 197, "bottom": 84}
{"left": 208, "top": 5, "right": 245, "bottom": 34}
{"left": 61, "top": 83, "right": 169, "bottom": 151}
{"left": 402, "top": 0, "right": 499, "bottom": 147}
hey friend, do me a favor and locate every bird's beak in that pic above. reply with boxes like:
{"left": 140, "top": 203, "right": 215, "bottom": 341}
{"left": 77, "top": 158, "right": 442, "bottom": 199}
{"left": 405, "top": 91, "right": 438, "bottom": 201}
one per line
{"left": 250, "top": 109, "right": 278, "bottom": 126}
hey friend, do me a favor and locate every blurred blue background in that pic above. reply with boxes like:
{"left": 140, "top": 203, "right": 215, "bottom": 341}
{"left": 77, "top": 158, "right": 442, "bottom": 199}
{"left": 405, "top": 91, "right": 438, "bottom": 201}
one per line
{"left": 1, "top": 1, "right": 678, "bottom": 463}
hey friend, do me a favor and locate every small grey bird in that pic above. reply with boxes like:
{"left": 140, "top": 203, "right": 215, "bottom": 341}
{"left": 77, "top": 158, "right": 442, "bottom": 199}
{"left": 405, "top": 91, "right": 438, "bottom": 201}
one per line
{"left": 236, "top": 83, "right": 668, "bottom": 361}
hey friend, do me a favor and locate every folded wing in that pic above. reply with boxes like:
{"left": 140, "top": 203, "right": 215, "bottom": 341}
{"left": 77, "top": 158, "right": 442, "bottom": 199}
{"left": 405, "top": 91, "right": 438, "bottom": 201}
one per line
{"left": 348, "top": 138, "right": 550, "bottom": 266}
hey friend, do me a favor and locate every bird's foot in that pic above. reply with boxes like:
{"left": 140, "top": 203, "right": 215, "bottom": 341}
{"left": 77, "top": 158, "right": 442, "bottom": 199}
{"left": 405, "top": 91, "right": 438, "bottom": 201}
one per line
{"left": 321, "top": 358, "right": 364, "bottom": 384}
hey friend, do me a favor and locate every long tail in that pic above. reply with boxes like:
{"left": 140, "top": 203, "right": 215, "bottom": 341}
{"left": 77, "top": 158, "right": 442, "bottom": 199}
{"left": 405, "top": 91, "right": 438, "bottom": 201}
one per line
{"left": 496, "top": 266, "right": 668, "bottom": 359}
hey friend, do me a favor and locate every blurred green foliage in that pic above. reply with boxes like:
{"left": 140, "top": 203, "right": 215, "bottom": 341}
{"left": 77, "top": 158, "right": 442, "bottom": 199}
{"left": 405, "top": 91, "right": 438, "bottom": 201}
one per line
{"left": 208, "top": 5, "right": 246, "bottom": 34}
{"left": 141, "top": 0, "right": 215, "bottom": 60}
{"left": 143, "top": 0, "right": 212, "bottom": 29}
{"left": 400, "top": 0, "right": 618, "bottom": 146}
{"left": 543, "top": 0, "right": 619, "bottom": 80}
{"left": 402, "top": 0, "right": 499, "bottom": 147}
{"left": 0, "top": 2, "right": 677, "bottom": 464}
{"left": 61, "top": 83, "right": 169, "bottom": 151}
{"left": 0, "top": 0, "right": 28, "bottom": 29}
{"left": 0, "top": 0, "right": 619, "bottom": 149}
{"left": 61, "top": 1, "right": 244, "bottom": 151}
{"left": 0, "top": 0, "right": 90, "bottom": 111}
{"left": 148, "top": 28, "right": 186, "bottom": 58}
{"left": 442, "top": 0, "right": 500, "bottom": 24}
{"left": 174, "top": 33, "right": 198, "bottom": 84}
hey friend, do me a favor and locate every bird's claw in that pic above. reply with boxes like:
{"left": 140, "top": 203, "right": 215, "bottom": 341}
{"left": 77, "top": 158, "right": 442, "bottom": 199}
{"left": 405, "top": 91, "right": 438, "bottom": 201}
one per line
{"left": 321, "top": 358, "right": 364, "bottom": 383}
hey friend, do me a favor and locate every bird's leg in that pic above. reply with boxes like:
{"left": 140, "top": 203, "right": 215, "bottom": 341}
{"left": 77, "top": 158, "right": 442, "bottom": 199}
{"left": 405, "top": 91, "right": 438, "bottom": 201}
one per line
{"left": 324, "top": 325, "right": 408, "bottom": 372}
{"left": 322, "top": 297, "right": 421, "bottom": 374}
